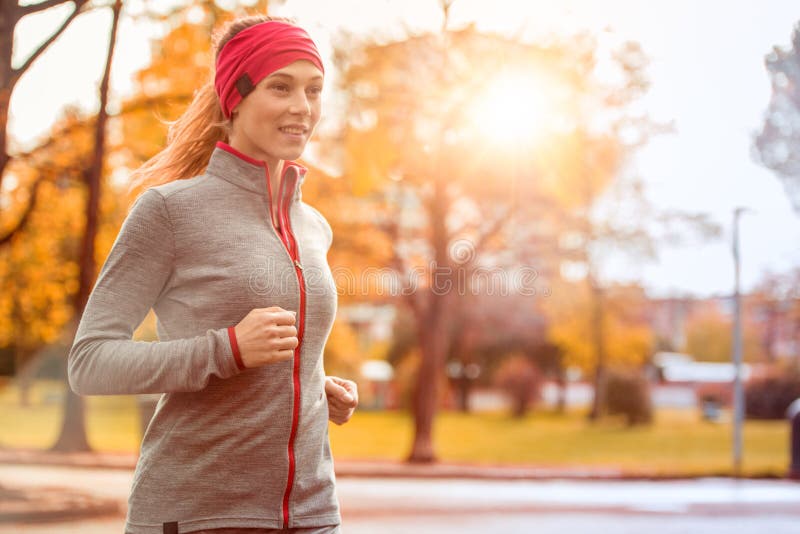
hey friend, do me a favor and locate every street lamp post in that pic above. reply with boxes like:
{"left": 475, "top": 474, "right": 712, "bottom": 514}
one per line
{"left": 732, "top": 206, "right": 749, "bottom": 477}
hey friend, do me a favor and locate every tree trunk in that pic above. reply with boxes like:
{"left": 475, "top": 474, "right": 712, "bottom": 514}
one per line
{"left": 512, "top": 389, "right": 528, "bottom": 418}
{"left": 15, "top": 347, "right": 42, "bottom": 407}
{"left": 794, "top": 310, "right": 800, "bottom": 366}
{"left": 52, "top": 377, "right": 91, "bottom": 451}
{"left": 404, "top": 12, "right": 472, "bottom": 463}
{"left": 406, "top": 142, "right": 454, "bottom": 462}
{"left": 52, "top": 0, "right": 122, "bottom": 453}
{"left": 1, "top": 0, "right": 91, "bottom": 229}
{"left": 555, "top": 364, "right": 567, "bottom": 414}
{"left": 455, "top": 375, "right": 471, "bottom": 413}
{"left": 0, "top": 1, "right": 22, "bottom": 191}
{"left": 762, "top": 301, "right": 777, "bottom": 363}
{"left": 587, "top": 277, "right": 607, "bottom": 421}
{"left": 407, "top": 293, "right": 452, "bottom": 463}
{"left": 446, "top": 312, "right": 472, "bottom": 413}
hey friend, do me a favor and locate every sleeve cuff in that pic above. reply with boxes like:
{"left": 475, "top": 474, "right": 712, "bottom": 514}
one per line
{"left": 227, "top": 326, "right": 246, "bottom": 371}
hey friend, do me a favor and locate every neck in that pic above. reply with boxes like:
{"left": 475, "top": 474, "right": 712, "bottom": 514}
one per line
{"left": 267, "top": 159, "right": 283, "bottom": 190}
{"left": 212, "top": 141, "right": 305, "bottom": 204}
{"left": 223, "top": 140, "right": 283, "bottom": 191}
{"left": 266, "top": 159, "right": 285, "bottom": 219}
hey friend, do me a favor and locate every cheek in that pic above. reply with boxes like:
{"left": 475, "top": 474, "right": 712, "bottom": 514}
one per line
{"left": 244, "top": 97, "right": 281, "bottom": 124}
{"left": 310, "top": 102, "right": 323, "bottom": 126}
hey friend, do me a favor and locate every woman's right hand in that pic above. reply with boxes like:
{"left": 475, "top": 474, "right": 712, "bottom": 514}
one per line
{"left": 234, "top": 307, "right": 298, "bottom": 368}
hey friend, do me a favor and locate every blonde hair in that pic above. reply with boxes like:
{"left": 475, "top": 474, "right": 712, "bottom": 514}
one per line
{"left": 127, "top": 15, "right": 296, "bottom": 194}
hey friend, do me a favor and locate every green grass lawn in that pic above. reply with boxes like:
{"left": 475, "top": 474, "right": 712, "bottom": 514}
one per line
{"left": 1, "top": 379, "right": 789, "bottom": 477}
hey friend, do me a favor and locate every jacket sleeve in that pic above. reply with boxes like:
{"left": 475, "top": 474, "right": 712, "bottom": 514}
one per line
{"left": 68, "top": 188, "right": 242, "bottom": 395}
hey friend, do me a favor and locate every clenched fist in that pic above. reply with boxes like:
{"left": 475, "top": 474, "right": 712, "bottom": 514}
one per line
{"left": 325, "top": 376, "right": 358, "bottom": 425}
{"left": 234, "top": 306, "right": 298, "bottom": 369}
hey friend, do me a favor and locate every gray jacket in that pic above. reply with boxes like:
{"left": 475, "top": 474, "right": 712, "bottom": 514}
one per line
{"left": 68, "top": 142, "right": 341, "bottom": 533}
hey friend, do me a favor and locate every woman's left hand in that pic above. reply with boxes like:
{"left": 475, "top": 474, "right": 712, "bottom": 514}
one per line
{"left": 325, "top": 376, "right": 358, "bottom": 425}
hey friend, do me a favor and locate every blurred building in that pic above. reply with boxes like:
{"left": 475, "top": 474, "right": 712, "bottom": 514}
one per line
{"left": 649, "top": 294, "right": 799, "bottom": 364}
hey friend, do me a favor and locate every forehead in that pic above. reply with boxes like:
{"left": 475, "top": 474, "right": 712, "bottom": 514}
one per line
{"left": 266, "top": 60, "right": 324, "bottom": 82}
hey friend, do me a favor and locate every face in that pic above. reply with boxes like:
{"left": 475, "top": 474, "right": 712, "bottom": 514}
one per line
{"left": 228, "top": 59, "right": 323, "bottom": 166}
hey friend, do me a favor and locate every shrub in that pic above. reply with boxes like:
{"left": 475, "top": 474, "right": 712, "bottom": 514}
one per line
{"left": 493, "top": 353, "right": 542, "bottom": 418}
{"left": 603, "top": 369, "right": 653, "bottom": 426}
{"left": 745, "top": 370, "right": 800, "bottom": 420}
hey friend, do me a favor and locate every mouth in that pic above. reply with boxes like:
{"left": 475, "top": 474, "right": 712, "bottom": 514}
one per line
{"left": 279, "top": 126, "right": 308, "bottom": 136}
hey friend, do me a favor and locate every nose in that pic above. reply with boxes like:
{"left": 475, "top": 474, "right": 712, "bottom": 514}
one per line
{"left": 289, "top": 89, "right": 311, "bottom": 116}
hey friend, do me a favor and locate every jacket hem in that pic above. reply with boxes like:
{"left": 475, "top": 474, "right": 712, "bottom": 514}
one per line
{"left": 289, "top": 512, "right": 342, "bottom": 528}
{"left": 125, "top": 513, "right": 341, "bottom": 533}
{"left": 126, "top": 517, "right": 283, "bottom": 533}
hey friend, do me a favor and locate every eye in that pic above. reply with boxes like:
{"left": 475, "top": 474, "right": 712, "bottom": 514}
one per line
{"left": 307, "top": 86, "right": 323, "bottom": 98}
{"left": 270, "top": 83, "right": 290, "bottom": 93}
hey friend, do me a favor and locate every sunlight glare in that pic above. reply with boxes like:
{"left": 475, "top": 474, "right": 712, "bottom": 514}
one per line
{"left": 469, "top": 70, "right": 555, "bottom": 147}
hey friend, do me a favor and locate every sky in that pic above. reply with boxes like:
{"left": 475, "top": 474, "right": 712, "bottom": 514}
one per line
{"left": 8, "top": 0, "right": 800, "bottom": 299}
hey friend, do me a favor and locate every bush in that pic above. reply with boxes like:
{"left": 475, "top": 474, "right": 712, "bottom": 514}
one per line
{"left": 745, "top": 370, "right": 800, "bottom": 420}
{"left": 603, "top": 369, "right": 653, "bottom": 426}
{"left": 493, "top": 353, "right": 542, "bottom": 418}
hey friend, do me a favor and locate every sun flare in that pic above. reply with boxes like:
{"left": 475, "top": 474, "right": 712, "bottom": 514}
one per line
{"left": 468, "top": 69, "right": 559, "bottom": 147}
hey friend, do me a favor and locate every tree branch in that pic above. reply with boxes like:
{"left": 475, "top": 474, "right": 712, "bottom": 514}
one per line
{"left": 20, "top": 0, "right": 75, "bottom": 16}
{"left": 10, "top": 93, "right": 192, "bottom": 166}
{"left": 468, "top": 206, "right": 510, "bottom": 264}
{"left": 382, "top": 213, "right": 423, "bottom": 318}
{"left": 14, "top": 0, "right": 91, "bottom": 76}
{"left": 0, "top": 176, "right": 44, "bottom": 246}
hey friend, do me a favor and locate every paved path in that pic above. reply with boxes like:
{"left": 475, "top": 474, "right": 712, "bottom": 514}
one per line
{"left": 1, "top": 465, "right": 800, "bottom": 533}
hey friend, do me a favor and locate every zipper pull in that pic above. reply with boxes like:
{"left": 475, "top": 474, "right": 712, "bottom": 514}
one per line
{"left": 294, "top": 259, "right": 303, "bottom": 270}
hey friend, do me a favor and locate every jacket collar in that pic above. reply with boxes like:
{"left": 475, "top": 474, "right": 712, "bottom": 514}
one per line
{"left": 206, "top": 141, "right": 307, "bottom": 202}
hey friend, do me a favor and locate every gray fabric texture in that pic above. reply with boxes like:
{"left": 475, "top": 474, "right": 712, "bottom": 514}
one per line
{"left": 190, "top": 526, "right": 340, "bottom": 533}
{"left": 68, "top": 145, "right": 341, "bottom": 533}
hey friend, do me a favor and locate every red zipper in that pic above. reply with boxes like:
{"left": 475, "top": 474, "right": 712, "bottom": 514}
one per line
{"left": 275, "top": 167, "right": 305, "bottom": 529}
{"left": 215, "top": 142, "right": 306, "bottom": 528}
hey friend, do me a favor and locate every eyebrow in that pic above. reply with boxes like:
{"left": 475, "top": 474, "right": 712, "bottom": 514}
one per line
{"left": 267, "top": 72, "right": 324, "bottom": 81}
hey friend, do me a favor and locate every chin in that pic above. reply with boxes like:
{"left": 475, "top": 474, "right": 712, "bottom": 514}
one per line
{"left": 281, "top": 148, "right": 306, "bottom": 161}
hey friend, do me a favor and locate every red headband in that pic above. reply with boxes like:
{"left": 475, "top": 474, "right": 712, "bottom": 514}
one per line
{"left": 215, "top": 21, "right": 324, "bottom": 119}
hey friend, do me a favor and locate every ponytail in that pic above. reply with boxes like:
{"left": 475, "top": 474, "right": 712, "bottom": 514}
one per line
{"left": 127, "top": 81, "right": 227, "bottom": 194}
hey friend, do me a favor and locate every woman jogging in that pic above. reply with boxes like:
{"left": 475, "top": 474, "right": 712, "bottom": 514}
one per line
{"left": 68, "top": 15, "right": 357, "bottom": 534}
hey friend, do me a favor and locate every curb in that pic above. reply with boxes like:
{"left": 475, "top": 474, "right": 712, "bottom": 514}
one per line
{"left": 0, "top": 485, "right": 120, "bottom": 524}
{"left": 332, "top": 459, "right": 625, "bottom": 480}
{"left": 0, "top": 449, "right": 137, "bottom": 470}
{"left": 0, "top": 448, "right": 789, "bottom": 481}
{"left": 0, "top": 448, "right": 624, "bottom": 479}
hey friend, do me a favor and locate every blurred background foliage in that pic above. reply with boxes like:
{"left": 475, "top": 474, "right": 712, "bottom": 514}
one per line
{"left": 0, "top": 0, "right": 798, "bottom": 469}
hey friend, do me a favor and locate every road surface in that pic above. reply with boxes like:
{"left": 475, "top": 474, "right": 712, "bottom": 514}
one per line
{"left": 1, "top": 464, "right": 799, "bottom": 533}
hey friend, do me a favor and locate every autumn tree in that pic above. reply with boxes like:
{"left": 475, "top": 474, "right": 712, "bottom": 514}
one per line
{"left": 50, "top": 0, "right": 123, "bottom": 452}
{"left": 0, "top": 112, "right": 86, "bottom": 404}
{"left": 748, "top": 269, "right": 800, "bottom": 363}
{"left": 546, "top": 278, "right": 653, "bottom": 383}
{"left": 682, "top": 303, "right": 760, "bottom": 363}
{"left": 52, "top": 0, "right": 279, "bottom": 451}
{"left": 3, "top": 1, "right": 301, "bottom": 450}
{"left": 328, "top": 0, "right": 670, "bottom": 460}
{"left": 754, "top": 21, "right": 800, "bottom": 214}
{"left": 446, "top": 291, "right": 553, "bottom": 413}
{"left": 493, "top": 352, "right": 542, "bottom": 418}
{"left": 0, "top": 0, "right": 92, "bottom": 245}
{"left": 0, "top": 1, "right": 123, "bottom": 451}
